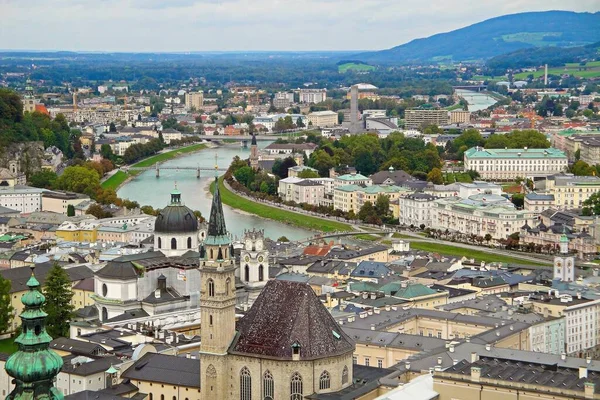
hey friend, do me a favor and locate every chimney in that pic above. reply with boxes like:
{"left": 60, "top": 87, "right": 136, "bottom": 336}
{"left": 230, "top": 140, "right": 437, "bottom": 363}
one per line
{"left": 466, "top": 335, "right": 471, "bottom": 343}
{"left": 437, "top": 357, "right": 443, "bottom": 365}
{"left": 186, "top": 352, "right": 191, "bottom": 359}
{"left": 579, "top": 366, "right": 588, "bottom": 379}
{"left": 471, "top": 352, "right": 478, "bottom": 363}
{"left": 370, "top": 324, "right": 375, "bottom": 331}
{"left": 485, "top": 344, "right": 491, "bottom": 351}
{"left": 405, "top": 361, "right": 410, "bottom": 371}
{"left": 449, "top": 343, "right": 455, "bottom": 353}
{"left": 471, "top": 367, "right": 481, "bottom": 382}
{"left": 585, "top": 382, "right": 595, "bottom": 399}
{"left": 561, "top": 352, "right": 567, "bottom": 361}
{"left": 587, "top": 356, "right": 592, "bottom": 365}
{"left": 578, "top": 292, "right": 582, "bottom": 300}
{"left": 453, "top": 359, "right": 459, "bottom": 366}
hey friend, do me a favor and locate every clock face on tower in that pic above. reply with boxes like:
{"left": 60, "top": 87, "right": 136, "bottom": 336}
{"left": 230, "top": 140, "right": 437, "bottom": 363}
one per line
{"left": 258, "top": 255, "right": 264, "bottom": 262}
{"left": 244, "top": 255, "right": 250, "bottom": 262}
{"left": 556, "top": 260, "right": 562, "bottom": 267}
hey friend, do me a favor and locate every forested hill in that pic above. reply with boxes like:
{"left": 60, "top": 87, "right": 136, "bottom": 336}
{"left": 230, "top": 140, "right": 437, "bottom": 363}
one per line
{"left": 355, "top": 11, "right": 600, "bottom": 64}
{"left": 486, "top": 41, "right": 600, "bottom": 70}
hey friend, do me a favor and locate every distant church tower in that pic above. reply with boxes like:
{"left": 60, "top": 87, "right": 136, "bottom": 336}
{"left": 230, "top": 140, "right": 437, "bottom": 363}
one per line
{"left": 199, "top": 177, "right": 237, "bottom": 400}
{"left": 23, "top": 79, "right": 36, "bottom": 114}
{"left": 5, "top": 267, "right": 64, "bottom": 400}
{"left": 554, "top": 228, "right": 575, "bottom": 282}
{"left": 240, "top": 229, "right": 269, "bottom": 301}
{"left": 249, "top": 133, "right": 259, "bottom": 170}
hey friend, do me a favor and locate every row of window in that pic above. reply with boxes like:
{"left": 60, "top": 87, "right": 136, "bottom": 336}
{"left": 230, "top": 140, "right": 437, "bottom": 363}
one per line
{"left": 238, "top": 366, "right": 349, "bottom": 400}
{"left": 157, "top": 237, "right": 193, "bottom": 250}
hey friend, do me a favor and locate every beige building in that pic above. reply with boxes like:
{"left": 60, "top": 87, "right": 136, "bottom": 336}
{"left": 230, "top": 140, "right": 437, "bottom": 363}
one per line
{"left": 278, "top": 177, "right": 326, "bottom": 206}
{"left": 543, "top": 174, "right": 600, "bottom": 209}
{"left": 185, "top": 91, "right": 204, "bottom": 111}
{"left": 42, "top": 191, "right": 90, "bottom": 215}
{"left": 405, "top": 109, "right": 449, "bottom": 130}
{"left": 307, "top": 110, "right": 338, "bottom": 127}
{"left": 449, "top": 110, "right": 471, "bottom": 124}
{"left": 333, "top": 184, "right": 409, "bottom": 213}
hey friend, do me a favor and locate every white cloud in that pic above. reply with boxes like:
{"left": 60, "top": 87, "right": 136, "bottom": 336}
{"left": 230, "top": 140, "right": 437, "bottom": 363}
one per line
{"left": 0, "top": 0, "right": 598, "bottom": 51}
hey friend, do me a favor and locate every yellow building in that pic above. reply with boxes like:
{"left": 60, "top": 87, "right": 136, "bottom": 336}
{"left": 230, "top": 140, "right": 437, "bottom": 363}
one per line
{"left": 307, "top": 110, "right": 338, "bottom": 127}
{"left": 42, "top": 191, "right": 90, "bottom": 215}
{"left": 0, "top": 264, "right": 94, "bottom": 333}
{"left": 333, "top": 184, "right": 410, "bottom": 213}
{"left": 55, "top": 220, "right": 99, "bottom": 242}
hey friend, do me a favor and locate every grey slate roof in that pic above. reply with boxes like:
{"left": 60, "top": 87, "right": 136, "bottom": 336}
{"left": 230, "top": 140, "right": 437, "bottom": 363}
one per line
{"left": 95, "top": 252, "right": 163, "bottom": 279}
{"left": 121, "top": 352, "right": 201, "bottom": 388}
{"left": 65, "top": 391, "right": 130, "bottom": 400}
{"left": 51, "top": 337, "right": 106, "bottom": 357}
{"left": 0, "top": 264, "right": 93, "bottom": 293}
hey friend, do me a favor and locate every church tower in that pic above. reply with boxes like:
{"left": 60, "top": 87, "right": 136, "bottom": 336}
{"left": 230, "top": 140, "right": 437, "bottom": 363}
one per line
{"left": 554, "top": 227, "right": 575, "bottom": 282}
{"left": 5, "top": 267, "right": 64, "bottom": 400}
{"left": 240, "top": 229, "right": 269, "bottom": 300}
{"left": 249, "top": 133, "right": 259, "bottom": 170}
{"left": 199, "top": 177, "right": 236, "bottom": 400}
{"left": 22, "top": 79, "right": 36, "bottom": 114}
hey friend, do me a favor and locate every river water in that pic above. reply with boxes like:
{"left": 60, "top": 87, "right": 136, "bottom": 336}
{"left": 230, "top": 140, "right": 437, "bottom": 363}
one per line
{"left": 455, "top": 89, "right": 499, "bottom": 112}
{"left": 118, "top": 142, "right": 314, "bottom": 241}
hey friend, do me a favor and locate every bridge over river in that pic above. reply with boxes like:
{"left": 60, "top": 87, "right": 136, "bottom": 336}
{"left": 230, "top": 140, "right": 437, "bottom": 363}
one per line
{"left": 124, "top": 164, "right": 227, "bottom": 178}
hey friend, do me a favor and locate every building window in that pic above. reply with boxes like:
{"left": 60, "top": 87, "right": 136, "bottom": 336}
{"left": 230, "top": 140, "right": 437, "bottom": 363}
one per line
{"left": 319, "top": 371, "right": 330, "bottom": 390}
{"left": 101, "top": 307, "right": 108, "bottom": 321}
{"left": 377, "top": 359, "right": 383, "bottom": 368}
{"left": 342, "top": 366, "right": 349, "bottom": 385}
{"left": 258, "top": 265, "right": 264, "bottom": 282}
{"left": 352, "top": 356, "right": 357, "bottom": 364}
{"left": 187, "top": 237, "right": 192, "bottom": 249}
{"left": 364, "top": 357, "right": 370, "bottom": 366}
{"left": 240, "top": 367, "right": 251, "bottom": 400}
{"left": 209, "top": 315, "right": 213, "bottom": 326}
{"left": 226, "top": 278, "right": 231, "bottom": 295}
{"left": 290, "top": 372, "right": 303, "bottom": 400}
{"left": 158, "top": 237, "right": 161, "bottom": 248}
{"left": 171, "top": 238, "right": 177, "bottom": 250}
{"left": 245, "top": 264, "right": 250, "bottom": 282}
{"left": 102, "top": 284, "right": 108, "bottom": 297}
{"left": 263, "top": 370, "right": 274, "bottom": 400}
{"left": 208, "top": 279, "right": 215, "bottom": 297}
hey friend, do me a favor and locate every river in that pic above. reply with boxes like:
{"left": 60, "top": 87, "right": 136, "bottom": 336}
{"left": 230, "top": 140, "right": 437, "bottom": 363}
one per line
{"left": 117, "top": 142, "right": 314, "bottom": 241}
{"left": 455, "top": 89, "right": 499, "bottom": 112}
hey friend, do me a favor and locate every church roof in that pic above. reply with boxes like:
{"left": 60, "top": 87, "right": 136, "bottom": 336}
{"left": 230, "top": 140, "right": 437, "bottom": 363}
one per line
{"left": 154, "top": 190, "right": 198, "bottom": 234}
{"left": 205, "top": 177, "right": 229, "bottom": 245}
{"left": 230, "top": 280, "right": 354, "bottom": 360}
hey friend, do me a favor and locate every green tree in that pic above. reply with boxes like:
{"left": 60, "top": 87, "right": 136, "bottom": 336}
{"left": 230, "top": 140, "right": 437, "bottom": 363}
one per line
{"left": 296, "top": 117, "right": 305, "bottom": 128}
{"left": 277, "top": 236, "right": 290, "bottom": 242}
{"left": 272, "top": 157, "right": 297, "bottom": 179}
{"left": 575, "top": 149, "right": 581, "bottom": 161}
{"left": 67, "top": 204, "right": 75, "bottom": 217}
{"left": 100, "top": 144, "right": 114, "bottom": 160}
{"left": 55, "top": 166, "right": 101, "bottom": 198}
{"left": 43, "top": 264, "right": 75, "bottom": 338}
{"left": 570, "top": 160, "right": 595, "bottom": 176}
{"left": 297, "top": 169, "right": 320, "bottom": 178}
{"left": 234, "top": 166, "right": 256, "bottom": 187}
{"left": 582, "top": 192, "right": 600, "bottom": 216}
{"left": 374, "top": 195, "right": 390, "bottom": 217}
{"left": 0, "top": 275, "right": 13, "bottom": 334}
{"left": 86, "top": 204, "right": 113, "bottom": 219}
{"left": 28, "top": 170, "right": 58, "bottom": 189}
{"left": 511, "top": 193, "right": 525, "bottom": 209}
{"left": 427, "top": 167, "right": 444, "bottom": 184}
{"left": 109, "top": 122, "right": 117, "bottom": 132}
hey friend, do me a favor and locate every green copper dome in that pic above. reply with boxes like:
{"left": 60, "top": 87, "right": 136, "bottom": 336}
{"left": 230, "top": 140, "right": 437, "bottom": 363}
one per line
{"left": 5, "top": 267, "right": 64, "bottom": 400}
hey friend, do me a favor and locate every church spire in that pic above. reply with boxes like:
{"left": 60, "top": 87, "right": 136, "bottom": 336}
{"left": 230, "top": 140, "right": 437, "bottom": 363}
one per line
{"left": 207, "top": 177, "right": 228, "bottom": 240}
{"left": 5, "top": 267, "right": 64, "bottom": 400}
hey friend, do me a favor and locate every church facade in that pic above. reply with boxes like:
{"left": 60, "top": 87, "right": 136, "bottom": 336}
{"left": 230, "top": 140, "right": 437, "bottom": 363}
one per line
{"left": 198, "top": 177, "right": 355, "bottom": 400}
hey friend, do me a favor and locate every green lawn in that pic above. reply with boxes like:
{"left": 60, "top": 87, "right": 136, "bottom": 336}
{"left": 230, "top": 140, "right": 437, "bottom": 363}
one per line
{"left": 338, "top": 63, "right": 376, "bottom": 73}
{"left": 514, "top": 62, "right": 600, "bottom": 80}
{"left": 132, "top": 143, "right": 207, "bottom": 168}
{"left": 409, "top": 241, "right": 548, "bottom": 266}
{"left": 0, "top": 337, "right": 18, "bottom": 354}
{"left": 444, "top": 173, "right": 473, "bottom": 184}
{"left": 212, "top": 178, "right": 352, "bottom": 233}
{"left": 101, "top": 170, "right": 129, "bottom": 190}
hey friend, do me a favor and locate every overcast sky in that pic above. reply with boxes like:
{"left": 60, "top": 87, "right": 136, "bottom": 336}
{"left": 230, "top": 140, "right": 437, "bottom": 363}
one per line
{"left": 1, "top": 1, "right": 598, "bottom": 52}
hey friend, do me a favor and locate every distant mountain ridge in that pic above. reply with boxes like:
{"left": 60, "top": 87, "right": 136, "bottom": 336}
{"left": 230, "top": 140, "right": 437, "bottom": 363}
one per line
{"left": 355, "top": 11, "right": 600, "bottom": 64}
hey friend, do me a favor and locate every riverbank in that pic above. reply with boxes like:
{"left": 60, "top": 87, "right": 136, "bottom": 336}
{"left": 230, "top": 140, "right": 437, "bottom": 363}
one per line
{"left": 101, "top": 143, "right": 209, "bottom": 191}
{"left": 211, "top": 177, "right": 353, "bottom": 233}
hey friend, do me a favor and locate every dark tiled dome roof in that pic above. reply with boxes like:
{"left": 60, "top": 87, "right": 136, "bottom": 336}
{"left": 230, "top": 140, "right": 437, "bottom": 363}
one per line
{"left": 154, "top": 190, "right": 198, "bottom": 233}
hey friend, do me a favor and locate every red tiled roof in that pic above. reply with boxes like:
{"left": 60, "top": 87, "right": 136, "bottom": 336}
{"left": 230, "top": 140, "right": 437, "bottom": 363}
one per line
{"left": 35, "top": 104, "right": 49, "bottom": 115}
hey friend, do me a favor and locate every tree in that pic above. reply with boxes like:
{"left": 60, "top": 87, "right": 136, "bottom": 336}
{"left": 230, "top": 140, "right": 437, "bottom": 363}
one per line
{"left": 277, "top": 236, "right": 290, "bottom": 242}
{"left": 374, "top": 195, "right": 390, "bottom": 218}
{"left": 0, "top": 275, "right": 13, "bottom": 334}
{"left": 296, "top": 117, "right": 305, "bottom": 128}
{"left": 86, "top": 204, "right": 112, "bottom": 219}
{"left": 272, "top": 157, "right": 297, "bottom": 179}
{"left": 582, "top": 192, "right": 600, "bottom": 216}
{"left": 109, "top": 122, "right": 117, "bottom": 132}
{"left": 571, "top": 160, "right": 595, "bottom": 176}
{"left": 234, "top": 166, "right": 256, "bottom": 187}
{"left": 67, "top": 204, "right": 75, "bottom": 217}
{"left": 575, "top": 149, "right": 581, "bottom": 161}
{"left": 55, "top": 166, "right": 101, "bottom": 198}
{"left": 297, "top": 169, "right": 319, "bottom": 178}
{"left": 511, "top": 193, "right": 524, "bottom": 209}
{"left": 427, "top": 168, "right": 444, "bottom": 184}
{"left": 100, "top": 144, "right": 114, "bottom": 160}
{"left": 28, "top": 170, "right": 58, "bottom": 189}
{"left": 484, "top": 234, "right": 492, "bottom": 244}
{"left": 43, "top": 263, "right": 75, "bottom": 338}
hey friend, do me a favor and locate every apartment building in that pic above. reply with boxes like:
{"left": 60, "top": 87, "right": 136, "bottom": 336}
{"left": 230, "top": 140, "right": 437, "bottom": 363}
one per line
{"left": 307, "top": 110, "right": 338, "bottom": 127}
{"left": 545, "top": 174, "right": 600, "bottom": 209}
{"left": 42, "top": 191, "right": 90, "bottom": 215}
{"left": 0, "top": 185, "right": 45, "bottom": 214}
{"left": 273, "top": 92, "right": 294, "bottom": 108}
{"left": 463, "top": 147, "right": 568, "bottom": 181}
{"left": 431, "top": 196, "right": 537, "bottom": 240}
{"left": 398, "top": 192, "right": 438, "bottom": 227}
{"left": 449, "top": 109, "right": 471, "bottom": 124}
{"left": 299, "top": 88, "right": 327, "bottom": 104}
{"left": 278, "top": 177, "right": 325, "bottom": 206}
{"left": 333, "top": 184, "right": 409, "bottom": 213}
{"left": 184, "top": 91, "right": 203, "bottom": 110}
{"left": 405, "top": 109, "right": 450, "bottom": 130}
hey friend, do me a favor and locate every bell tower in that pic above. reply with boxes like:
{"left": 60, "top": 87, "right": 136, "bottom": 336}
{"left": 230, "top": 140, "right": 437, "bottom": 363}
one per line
{"left": 554, "top": 227, "right": 575, "bottom": 282}
{"left": 249, "top": 133, "right": 259, "bottom": 170}
{"left": 199, "top": 177, "right": 236, "bottom": 400}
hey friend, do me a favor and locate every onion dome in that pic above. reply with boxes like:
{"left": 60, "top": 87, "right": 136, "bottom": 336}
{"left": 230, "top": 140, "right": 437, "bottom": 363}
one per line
{"left": 154, "top": 188, "right": 198, "bottom": 233}
{"left": 5, "top": 267, "right": 64, "bottom": 400}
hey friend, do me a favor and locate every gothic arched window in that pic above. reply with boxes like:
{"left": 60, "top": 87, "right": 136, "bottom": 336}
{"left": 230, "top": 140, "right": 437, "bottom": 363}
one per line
{"left": 187, "top": 237, "right": 192, "bottom": 249}
{"left": 319, "top": 370, "right": 330, "bottom": 390}
{"left": 226, "top": 278, "right": 231, "bottom": 295}
{"left": 263, "top": 370, "right": 274, "bottom": 400}
{"left": 171, "top": 237, "right": 177, "bottom": 250}
{"left": 258, "top": 265, "right": 264, "bottom": 282}
{"left": 244, "top": 264, "right": 250, "bottom": 282}
{"left": 240, "top": 367, "right": 252, "bottom": 400}
{"left": 290, "top": 372, "right": 303, "bottom": 400}
{"left": 158, "top": 237, "right": 162, "bottom": 249}
{"left": 208, "top": 279, "right": 215, "bottom": 297}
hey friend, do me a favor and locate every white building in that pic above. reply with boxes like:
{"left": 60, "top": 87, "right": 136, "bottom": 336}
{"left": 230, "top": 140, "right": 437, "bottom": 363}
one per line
{"left": 307, "top": 111, "right": 338, "bottom": 128}
{"left": 153, "top": 189, "right": 201, "bottom": 257}
{"left": 565, "top": 298, "right": 600, "bottom": 355}
{"left": 184, "top": 91, "right": 204, "bottom": 111}
{"left": 554, "top": 232, "right": 575, "bottom": 282}
{"left": 0, "top": 185, "right": 44, "bottom": 214}
{"left": 299, "top": 88, "right": 327, "bottom": 104}
{"left": 278, "top": 177, "right": 325, "bottom": 206}
{"left": 160, "top": 128, "right": 183, "bottom": 144}
{"left": 239, "top": 229, "right": 269, "bottom": 292}
{"left": 463, "top": 147, "right": 568, "bottom": 181}
{"left": 398, "top": 193, "right": 438, "bottom": 228}
{"left": 430, "top": 195, "right": 537, "bottom": 240}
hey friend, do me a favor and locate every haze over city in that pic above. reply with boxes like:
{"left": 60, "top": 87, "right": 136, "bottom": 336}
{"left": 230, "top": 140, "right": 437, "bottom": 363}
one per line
{"left": 1, "top": 0, "right": 599, "bottom": 51}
